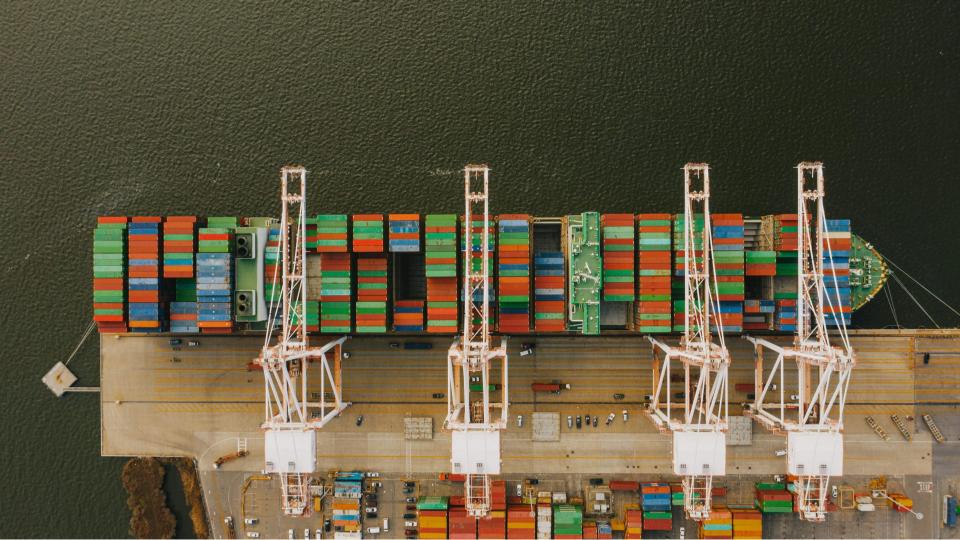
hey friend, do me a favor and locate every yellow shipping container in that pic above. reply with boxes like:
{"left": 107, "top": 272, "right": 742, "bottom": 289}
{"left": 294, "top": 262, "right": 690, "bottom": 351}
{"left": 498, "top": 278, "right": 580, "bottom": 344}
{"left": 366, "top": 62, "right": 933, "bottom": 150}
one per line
{"left": 627, "top": 527, "right": 643, "bottom": 534}
{"left": 507, "top": 522, "right": 535, "bottom": 529}
{"left": 420, "top": 533, "right": 447, "bottom": 539}
{"left": 419, "top": 516, "right": 448, "bottom": 528}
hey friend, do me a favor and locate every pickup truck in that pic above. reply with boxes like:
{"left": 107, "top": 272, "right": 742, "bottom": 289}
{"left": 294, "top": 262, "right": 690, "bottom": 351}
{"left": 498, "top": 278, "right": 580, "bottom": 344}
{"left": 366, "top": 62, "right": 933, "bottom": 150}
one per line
{"left": 531, "top": 382, "right": 571, "bottom": 393}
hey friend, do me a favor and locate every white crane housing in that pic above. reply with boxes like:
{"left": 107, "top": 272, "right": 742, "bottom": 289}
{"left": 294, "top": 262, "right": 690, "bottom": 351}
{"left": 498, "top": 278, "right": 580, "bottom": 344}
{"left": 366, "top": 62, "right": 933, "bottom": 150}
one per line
{"left": 256, "top": 166, "right": 350, "bottom": 516}
{"left": 745, "top": 162, "right": 855, "bottom": 522}
{"left": 647, "top": 163, "right": 730, "bottom": 521}
{"left": 444, "top": 164, "right": 509, "bottom": 518}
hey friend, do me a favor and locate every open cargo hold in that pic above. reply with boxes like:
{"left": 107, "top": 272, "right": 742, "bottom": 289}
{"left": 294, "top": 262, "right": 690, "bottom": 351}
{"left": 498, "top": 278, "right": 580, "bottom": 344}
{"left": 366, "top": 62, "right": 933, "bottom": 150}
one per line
{"left": 636, "top": 214, "right": 672, "bottom": 333}
{"left": 93, "top": 217, "right": 128, "bottom": 333}
{"left": 426, "top": 214, "right": 458, "bottom": 333}
{"left": 389, "top": 213, "right": 420, "bottom": 252}
{"left": 355, "top": 255, "right": 388, "bottom": 332}
{"left": 498, "top": 215, "right": 531, "bottom": 333}
{"left": 352, "top": 214, "right": 384, "bottom": 252}
{"left": 128, "top": 218, "right": 163, "bottom": 332}
{"left": 319, "top": 252, "right": 351, "bottom": 333}
{"left": 463, "top": 215, "right": 496, "bottom": 327}
{"left": 602, "top": 214, "right": 635, "bottom": 302}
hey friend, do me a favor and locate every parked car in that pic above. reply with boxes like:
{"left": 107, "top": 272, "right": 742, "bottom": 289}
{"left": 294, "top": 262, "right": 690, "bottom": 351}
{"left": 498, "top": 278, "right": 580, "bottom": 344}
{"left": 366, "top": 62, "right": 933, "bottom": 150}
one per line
{"left": 403, "top": 513, "right": 417, "bottom": 520}
{"left": 592, "top": 416, "right": 598, "bottom": 428}
{"left": 585, "top": 414, "right": 591, "bottom": 426}
{"left": 365, "top": 471, "right": 380, "bottom": 478}
{"left": 613, "top": 393, "right": 625, "bottom": 400}
{"left": 606, "top": 413, "right": 616, "bottom": 425}
{"left": 517, "top": 415, "right": 524, "bottom": 427}
{"left": 567, "top": 415, "right": 573, "bottom": 429}
{"left": 244, "top": 518, "right": 259, "bottom": 525}
{"left": 404, "top": 521, "right": 418, "bottom": 528}
{"left": 405, "top": 497, "right": 416, "bottom": 503}
{"left": 520, "top": 343, "right": 536, "bottom": 356}
{"left": 432, "top": 393, "right": 444, "bottom": 399}
{"left": 622, "top": 410, "right": 629, "bottom": 422}
{"left": 246, "top": 533, "right": 260, "bottom": 539}
{"left": 356, "top": 415, "right": 364, "bottom": 426}
{"left": 576, "top": 416, "right": 582, "bottom": 429}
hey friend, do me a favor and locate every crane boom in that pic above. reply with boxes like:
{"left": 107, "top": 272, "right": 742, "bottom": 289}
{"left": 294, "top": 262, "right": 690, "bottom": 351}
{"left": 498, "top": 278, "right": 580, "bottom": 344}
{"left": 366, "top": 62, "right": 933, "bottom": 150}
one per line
{"left": 646, "top": 163, "right": 730, "bottom": 520}
{"left": 745, "top": 162, "right": 855, "bottom": 522}
{"left": 444, "top": 164, "right": 508, "bottom": 518}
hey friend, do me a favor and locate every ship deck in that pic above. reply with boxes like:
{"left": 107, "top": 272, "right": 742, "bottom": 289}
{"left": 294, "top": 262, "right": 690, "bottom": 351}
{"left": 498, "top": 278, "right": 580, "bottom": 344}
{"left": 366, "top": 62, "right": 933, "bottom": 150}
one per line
{"left": 99, "top": 330, "right": 960, "bottom": 539}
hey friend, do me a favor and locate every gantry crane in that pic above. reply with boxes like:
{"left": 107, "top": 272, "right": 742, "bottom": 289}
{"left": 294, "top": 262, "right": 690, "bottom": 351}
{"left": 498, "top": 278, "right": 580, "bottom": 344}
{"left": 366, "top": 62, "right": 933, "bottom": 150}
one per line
{"left": 646, "top": 163, "right": 730, "bottom": 521}
{"left": 256, "top": 166, "right": 350, "bottom": 516}
{"left": 444, "top": 164, "right": 509, "bottom": 518}
{"left": 745, "top": 162, "right": 855, "bottom": 522}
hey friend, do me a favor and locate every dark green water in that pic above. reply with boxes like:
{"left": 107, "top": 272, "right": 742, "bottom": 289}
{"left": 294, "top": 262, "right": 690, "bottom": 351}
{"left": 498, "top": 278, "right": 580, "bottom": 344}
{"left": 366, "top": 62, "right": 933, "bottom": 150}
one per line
{"left": 2, "top": 2, "right": 958, "bottom": 537}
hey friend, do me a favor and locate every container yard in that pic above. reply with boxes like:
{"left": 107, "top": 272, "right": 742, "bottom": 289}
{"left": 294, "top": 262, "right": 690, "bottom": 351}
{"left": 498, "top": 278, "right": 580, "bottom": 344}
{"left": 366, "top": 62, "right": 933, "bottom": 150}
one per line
{"left": 80, "top": 164, "right": 960, "bottom": 540}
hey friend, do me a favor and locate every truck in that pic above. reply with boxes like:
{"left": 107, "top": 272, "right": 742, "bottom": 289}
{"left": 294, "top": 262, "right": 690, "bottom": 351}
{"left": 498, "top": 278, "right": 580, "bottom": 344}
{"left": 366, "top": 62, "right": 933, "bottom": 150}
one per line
{"left": 469, "top": 383, "right": 502, "bottom": 392}
{"left": 531, "top": 382, "right": 571, "bottom": 393}
{"left": 214, "top": 450, "right": 249, "bottom": 469}
{"left": 946, "top": 495, "right": 957, "bottom": 527}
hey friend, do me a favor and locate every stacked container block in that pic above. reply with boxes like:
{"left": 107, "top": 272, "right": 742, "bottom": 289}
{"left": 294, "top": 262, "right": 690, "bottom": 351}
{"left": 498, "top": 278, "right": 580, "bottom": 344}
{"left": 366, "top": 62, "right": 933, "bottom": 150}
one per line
{"left": 712, "top": 214, "right": 745, "bottom": 333}
{"left": 536, "top": 500, "right": 552, "bottom": 539}
{"left": 507, "top": 505, "right": 535, "bottom": 539}
{"left": 774, "top": 214, "right": 799, "bottom": 331}
{"left": 196, "top": 221, "right": 233, "bottom": 333}
{"left": 462, "top": 216, "right": 496, "bottom": 327}
{"left": 624, "top": 506, "right": 643, "bottom": 539}
{"left": 290, "top": 301, "right": 319, "bottom": 332}
{"left": 745, "top": 250, "right": 776, "bottom": 276}
{"left": 319, "top": 253, "right": 351, "bottom": 333}
{"left": 355, "top": 255, "right": 388, "bottom": 332}
{"left": 263, "top": 224, "right": 281, "bottom": 330}
{"left": 332, "top": 471, "right": 362, "bottom": 534}
{"left": 162, "top": 217, "right": 196, "bottom": 278}
{"left": 315, "top": 214, "right": 348, "bottom": 252}
{"left": 700, "top": 506, "right": 733, "bottom": 539}
{"left": 641, "top": 482, "right": 673, "bottom": 530}
{"left": 170, "top": 278, "right": 199, "bottom": 333}
{"left": 388, "top": 214, "right": 420, "bottom": 252}
{"left": 127, "top": 218, "right": 162, "bottom": 332}
{"left": 672, "top": 213, "right": 704, "bottom": 331}
{"left": 417, "top": 495, "right": 450, "bottom": 539}
{"left": 743, "top": 298, "right": 775, "bottom": 331}
{"left": 636, "top": 214, "right": 673, "bottom": 333}
{"left": 754, "top": 482, "right": 792, "bottom": 513}
{"left": 394, "top": 300, "right": 424, "bottom": 331}
{"left": 305, "top": 216, "right": 318, "bottom": 251}
{"left": 352, "top": 214, "right": 384, "bottom": 252}
{"left": 93, "top": 217, "right": 128, "bottom": 332}
{"left": 498, "top": 215, "right": 531, "bottom": 333}
{"left": 534, "top": 251, "right": 565, "bottom": 331}
{"left": 449, "top": 507, "right": 477, "bottom": 539}
{"left": 602, "top": 214, "right": 635, "bottom": 301}
{"left": 553, "top": 504, "right": 583, "bottom": 539}
{"left": 731, "top": 508, "right": 762, "bottom": 539}
{"left": 479, "top": 511, "right": 507, "bottom": 539}
{"left": 426, "top": 214, "right": 458, "bottom": 333}
{"left": 823, "top": 219, "right": 852, "bottom": 327}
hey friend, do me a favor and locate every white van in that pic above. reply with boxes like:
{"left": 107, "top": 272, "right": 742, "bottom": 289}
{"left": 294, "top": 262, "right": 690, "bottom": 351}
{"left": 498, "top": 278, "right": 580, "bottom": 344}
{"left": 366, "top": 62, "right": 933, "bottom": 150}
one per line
{"left": 366, "top": 527, "right": 381, "bottom": 534}
{"left": 382, "top": 518, "right": 390, "bottom": 532}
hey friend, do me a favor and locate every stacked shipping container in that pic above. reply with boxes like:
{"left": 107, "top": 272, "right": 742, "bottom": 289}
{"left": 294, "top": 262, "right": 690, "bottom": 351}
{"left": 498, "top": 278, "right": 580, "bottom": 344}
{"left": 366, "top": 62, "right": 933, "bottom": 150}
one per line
{"left": 712, "top": 214, "right": 745, "bottom": 333}
{"left": 636, "top": 214, "right": 673, "bottom": 333}
{"left": 417, "top": 496, "right": 449, "bottom": 539}
{"left": 462, "top": 216, "right": 496, "bottom": 327}
{"left": 731, "top": 507, "right": 762, "bottom": 539}
{"left": 355, "top": 256, "right": 388, "bottom": 332}
{"left": 197, "top": 217, "right": 235, "bottom": 334}
{"left": 319, "top": 253, "right": 351, "bottom": 333}
{"left": 394, "top": 300, "right": 424, "bottom": 332}
{"left": 507, "top": 505, "right": 535, "bottom": 539}
{"left": 601, "top": 214, "right": 635, "bottom": 302}
{"left": 352, "top": 214, "right": 384, "bottom": 252}
{"left": 672, "top": 214, "right": 704, "bottom": 331}
{"left": 755, "top": 482, "right": 793, "bottom": 513}
{"left": 498, "top": 215, "right": 531, "bottom": 333}
{"left": 449, "top": 507, "right": 477, "bottom": 539}
{"left": 624, "top": 506, "right": 643, "bottom": 539}
{"left": 315, "top": 214, "right": 348, "bottom": 252}
{"left": 388, "top": 214, "right": 420, "bottom": 252}
{"left": 426, "top": 215, "right": 458, "bottom": 333}
{"left": 552, "top": 504, "right": 583, "bottom": 539}
{"left": 332, "top": 472, "right": 362, "bottom": 534}
{"left": 641, "top": 482, "right": 673, "bottom": 531}
{"left": 534, "top": 251, "right": 565, "bottom": 331}
{"left": 774, "top": 215, "right": 799, "bottom": 332}
{"left": 164, "top": 217, "right": 197, "bottom": 333}
{"left": 699, "top": 506, "right": 733, "bottom": 539}
{"left": 823, "top": 219, "right": 852, "bottom": 327}
{"left": 93, "top": 217, "right": 128, "bottom": 332}
{"left": 128, "top": 218, "right": 162, "bottom": 332}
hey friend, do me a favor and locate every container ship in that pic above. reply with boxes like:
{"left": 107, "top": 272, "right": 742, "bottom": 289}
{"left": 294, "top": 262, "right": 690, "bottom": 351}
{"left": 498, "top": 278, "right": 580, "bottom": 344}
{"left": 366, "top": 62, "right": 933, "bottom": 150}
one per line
{"left": 91, "top": 211, "right": 887, "bottom": 336}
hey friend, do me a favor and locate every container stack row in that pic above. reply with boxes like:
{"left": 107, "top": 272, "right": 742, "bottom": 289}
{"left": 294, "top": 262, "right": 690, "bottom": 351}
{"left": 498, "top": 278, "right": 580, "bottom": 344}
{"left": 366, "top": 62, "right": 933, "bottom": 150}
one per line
{"left": 672, "top": 213, "right": 704, "bottom": 331}
{"left": 332, "top": 472, "right": 362, "bottom": 534}
{"left": 507, "top": 505, "right": 535, "bottom": 539}
{"left": 823, "top": 219, "right": 852, "bottom": 327}
{"left": 388, "top": 214, "right": 420, "bottom": 252}
{"left": 164, "top": 217, "right": 198, "bottom": 333}
{"left": 498, "top": 215, "right": 531, "bottom": 333}
{"left": 743, "top": 298, "right": 774, "bottom": 331}
{"left": 774, "top": 214, "right": 799, "bottom": 332}
{"left": 263, "top": 224, "right": 281, "bottom": 329}
{"left": 552, "top": 504, "right": 583, "bottom": 539}
{"left": 731, "top": 507, "right": 762, "bottom": 539}
{"left": 426, "top": 214, "right": 458, "bottom": 333}
{"left": 355, "top": 255, "right": 388, "bottom": 333}
{"left": 462, "top": 216, "right": 496, "bottom": 327}
{"left": 449, "top": 507, "right": 477, "bottom": 539}
{"left": 305, "top": 216, "right": 318, "bottom": 251}
{"left": 536, "top": 499, "right": 552, "bottom": 539}
{"left": 478, "top": 511, "right": 507, "bottom": 539}
{"left": 624, "top": 505, "right": 643, "bottom": 539}
{"left": 417, "top": 496, "right": 449, "bottom": 540}
{"left": 601, "top": 214, "right": 635, "bottom": 302}
{"left": 352, "top": 214, "right": 384, "bottom": 252}
{"left": 93, "top": 217, "right": 128, "bottom": 332}
{"left": 196, "top": 217, "right": 236, "bottom": 334}
{"left": 128, "top": 218, "right": 162, "bottom": 332}
{"left": 319, "top": 253, "right": 351, "bottom": 333}
{"left": 699, "top": 506, "right": 733, "bottom": 539}
{"left": 636, "top": 214, "right": 672, "bottom": 333}
{"left": 315, "top": 214, "right": 348, "bottom": 252}
{"left": 641, "top": 482, "right": 673, "bottom": 531}
{"left": 534, "top": 251, "right": 565, "bottom": 332}
{"left": 754, "top": 482, "right": 793, "bottom": 513}
{"left": 712, "top": 214, "right": 745, "bottom": 333}
{"left": 394, "top": 300, "right": 424, "bottom": 332}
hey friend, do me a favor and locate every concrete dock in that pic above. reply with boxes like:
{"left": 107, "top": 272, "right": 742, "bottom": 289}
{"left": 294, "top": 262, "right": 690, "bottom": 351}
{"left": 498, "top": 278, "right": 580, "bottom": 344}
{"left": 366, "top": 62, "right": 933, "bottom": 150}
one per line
{"left": 99, "top": 330, "right": 960, "bottom": 539}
